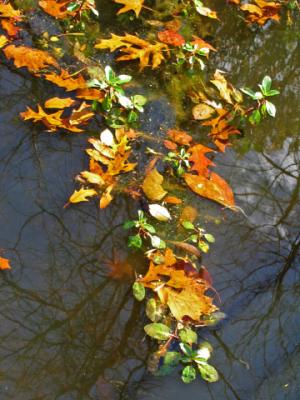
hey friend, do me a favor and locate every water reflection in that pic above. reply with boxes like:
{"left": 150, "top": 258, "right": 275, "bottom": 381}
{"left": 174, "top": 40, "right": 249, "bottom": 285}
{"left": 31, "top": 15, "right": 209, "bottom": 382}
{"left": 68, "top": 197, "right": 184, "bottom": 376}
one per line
{"left": 0, "top": 2, "right": 299, "bottom": 400}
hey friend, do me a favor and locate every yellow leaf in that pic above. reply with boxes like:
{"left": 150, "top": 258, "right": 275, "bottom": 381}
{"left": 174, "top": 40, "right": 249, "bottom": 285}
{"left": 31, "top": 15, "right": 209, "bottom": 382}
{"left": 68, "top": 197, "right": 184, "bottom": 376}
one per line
{"left": 69, "top": 188, "right": 97, "bottom": 204}
{"left": 44, "top": 97, "right": 76, "bottom": 109}
{"left": 114, "top": 0, "right": 144, "bottom": 17}
{"left": 142, "top": 168, "right": 167, "bottom": 201}
{"left": 0, "top": 3, "right": 22, "bottom": 19}
{"left": 192, "top": 103, "right": 215, "bottom": 120}
{"left": 0, "top": 34, "right": 8, "bottom": 49}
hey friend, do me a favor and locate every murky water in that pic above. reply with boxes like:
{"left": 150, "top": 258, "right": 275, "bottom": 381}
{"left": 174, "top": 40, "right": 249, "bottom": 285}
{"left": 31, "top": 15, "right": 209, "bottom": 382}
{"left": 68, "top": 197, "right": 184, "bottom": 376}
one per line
{"left": 0, "top": 2, "right": 299, "bottom": 399}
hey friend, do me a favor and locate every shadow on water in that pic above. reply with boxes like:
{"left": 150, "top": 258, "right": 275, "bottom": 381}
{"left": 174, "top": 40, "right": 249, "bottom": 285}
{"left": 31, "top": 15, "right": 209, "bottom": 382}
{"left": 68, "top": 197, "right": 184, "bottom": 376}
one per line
{"left": 0, "top": 1, "right": 299, "bottom": 399}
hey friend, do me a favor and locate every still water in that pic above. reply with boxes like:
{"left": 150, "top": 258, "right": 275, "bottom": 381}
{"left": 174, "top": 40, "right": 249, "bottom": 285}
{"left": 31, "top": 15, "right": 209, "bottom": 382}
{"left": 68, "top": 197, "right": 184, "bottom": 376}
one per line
{"left": 0, "top": 1, "right": 299, "bottom": 399}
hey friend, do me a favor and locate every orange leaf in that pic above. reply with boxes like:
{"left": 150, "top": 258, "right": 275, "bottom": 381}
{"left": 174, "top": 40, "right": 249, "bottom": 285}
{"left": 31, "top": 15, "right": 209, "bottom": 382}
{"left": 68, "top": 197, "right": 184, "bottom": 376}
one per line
{"left": 4, "top": 45, "right": 58, "bottom": 73}
{"left": 184, "top": 172, "right": 235, "bottom": 207}
{"left": 76, "top": 88, "right": 104, "bottom": 100}
{"left": 0, "top": 256, "right": 11, "bottom": 270}
{"left": 1, "top": 19, "right": 21, "bottom": 37}
{"left": 44, "top": 97, "right": 76, "bottom": 109}
{"left": 167, "top": 129, "right": 193, "bottom": 146}
{"left": 43, "top": 69, "right": 86, "bottom": 91}
{"left": 164, "top": 196, "right": 182, "bottom": 205}
{"left": 142, "top": 168, "right": 167, "bottom": 201}
{"left": 188, "top": 144, "right": 215, "bottom": 176}
{"left": 157, "top": 30, "right": 185, "bottom": 46}
{"left": 39, "top": 0, "right": 72, "bottom": 19}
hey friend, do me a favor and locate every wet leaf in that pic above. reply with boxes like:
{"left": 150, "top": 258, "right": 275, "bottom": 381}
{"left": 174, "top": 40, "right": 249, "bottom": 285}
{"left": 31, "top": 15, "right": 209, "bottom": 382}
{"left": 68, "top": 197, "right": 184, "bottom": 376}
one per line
{"left": 146, "top": 298, "right": 164, "bottom": 322}
{"left": 133, "top": 281, "right": 146, "bottom": 301}
{"left": 43, "top": 69, "right": 87, "bottom": 91}
{"left": 142, "top": 168, "right": 167, "bottom": 201}
{"left": 188, "top": 144, "right": 215, "bottom": 176}
{"left": 179, "top": 327, "right": 198, "bottom": 345}
{"left": 114, "top": 0, "right": 144, "bottom": 17}
{"left": 197, "top": 363, "right": 219, "bottom": 382}
{"left": 149, "top": 204, "right": 171, "bottom": 222}
{"left": 4, "top": 45, "right": 59, "bottom": 73}
{"left": 158, "top": 352, "right": 181, "bottom": 375}
{"left": 163, "top": 196, "right": 182, "bottom": 205}
{"left": 0, "top": 3, "right": 22, "bottom": 19}
{"left": 0, "top": 256, "right": 11, "bottom": 271}
{"left": 69, "top": 188, "right": 97, "bottom": 204}
{"left": 182, "top": 365, "right": 196, "bottom": 384}
{"left": 240, "top": 0, "right": 281, "bottom": 25}
{"left": 192, "top": 103, "right": 215, "bottom": 120}
{"left": 167, "top": 129, "right": 193, "bottom": 146}
{"left": 1, "top": 19, "right": 21, "bottom": 37}
{"left": 0, "top": 34, "right": 8, "bottom": 48}
{"left": 44, "top": 97, "right": 76, "bottom": 109}
{"left": 144, "top": 323, "right": 171, "bottom": 340}
{"left": 184, "top": 172, "right": 235, "bottom": 208}
{"left": 193, "top": 0, "right": 218, "bottom": 19}
{"left": 157, "top": 30, "right": 185, "bottom": 46}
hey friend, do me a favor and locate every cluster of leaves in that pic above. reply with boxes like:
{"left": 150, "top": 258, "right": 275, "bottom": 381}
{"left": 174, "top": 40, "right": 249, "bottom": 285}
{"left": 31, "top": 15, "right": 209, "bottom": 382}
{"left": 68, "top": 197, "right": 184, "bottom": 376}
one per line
{"left": 0, "top": 0, "right": 283, "bottom": 384}
{"left": 95, "top": 30, "right": 215, "bottom": 71}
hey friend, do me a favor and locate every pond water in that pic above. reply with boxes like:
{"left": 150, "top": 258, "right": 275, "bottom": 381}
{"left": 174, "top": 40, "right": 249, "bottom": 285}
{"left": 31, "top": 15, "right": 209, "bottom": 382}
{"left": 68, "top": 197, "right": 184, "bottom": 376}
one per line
{"left": 0, "top": 1, "right": 299, "bottom": 399}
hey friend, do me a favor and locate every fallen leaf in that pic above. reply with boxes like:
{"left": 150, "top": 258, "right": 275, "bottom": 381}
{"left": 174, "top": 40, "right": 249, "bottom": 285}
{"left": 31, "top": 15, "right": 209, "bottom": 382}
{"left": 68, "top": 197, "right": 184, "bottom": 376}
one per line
{"left": 43, "top": 69, "right": 87, "bottom": 91}
{"left": 164, "top": 196, "right": 182, "bottom": 205}
{"left": 0, "top": 2, "right": 22, "bottom": 19}
{"left": 142, "top": 168, "right": 167, "bottom": 201}
{"left": 184, "top": 172, "right": 235, "bottom": 207}
{"left": 188, "top": 144, "right": 215, "bottom": 176}
{"left": 149, "top": 204, "right": 171, "bottom": 221}
{"left": 179, "top": 205, "right": 198, "bottom": 223}
{"left": 157, "top": 30, "right": 185, "bottom": 46}
{"left": 0, "top": 256, "right": 11, "bottom": 270}
{"left": 167, "top": 129, "right": 193, "bottom": 146}
{"left": 0, "top": 34, "right": 8, "bottom": 48}
{"left": 1, "top": 19, "right": 21, "bottom": 37}
{"left": 114, "top": 0, "right": 144, "bottom": 17}
{"left": 240, "top": 0, "right": 281, "bottom": 24}
{"left": 4, "top": 44, "right": 59, "bottom": 73}
{"left": 68, "top": 188, "right": 97, "bottom": 204}
{"left": 44, "top": 97, "right": 76, "bottom": 109}
{"left": 192, "top": 103, "right": 215, "bottom": 120}
{"left": 39, "top": 0, "right": 70, "bottom": 19}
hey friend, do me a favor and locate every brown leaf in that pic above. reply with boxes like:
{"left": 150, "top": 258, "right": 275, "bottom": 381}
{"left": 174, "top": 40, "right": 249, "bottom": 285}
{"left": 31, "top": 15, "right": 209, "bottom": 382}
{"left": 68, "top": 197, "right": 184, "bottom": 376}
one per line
{"left": 157, "top": 30, "right": 185, "bottom": 46}
{"left": 167, "top": 129, "right": 193, "bottom": 146}
{"left": 43, "top": 69, "right": 87, "bottom": 91}
{"left": 4, "top": 45, "right": 59, "bottom": 73}
{"left": 184, "top": 172, "right": 235, "bottom": 207}
{"left": 142, "top": 168, "right": 167, "bottom": 201}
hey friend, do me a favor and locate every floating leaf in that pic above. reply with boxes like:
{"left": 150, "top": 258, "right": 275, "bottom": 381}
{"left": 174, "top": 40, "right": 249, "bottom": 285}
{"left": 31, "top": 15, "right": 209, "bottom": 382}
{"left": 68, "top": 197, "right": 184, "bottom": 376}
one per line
{"left": 184, "top": 172, "right": 235, "bottom": 208}
{"left": 0, "top": 256, "right": 11, "bottom": 271}
{"left": 43, "top": 69, "right": 87, "bottom": 91}
{"left": 142, "top": 168, "right": 167, "bottom": 201}
{"left": 182, "top": 365, "right": 196, "bottom": 384}
{"left": 197, "top": 363, "right": 219, "bottom": 382}
{"left": 149, "top": 204, "right": 171, "bottom": 222}
{"left": 44, "top": 97, "right": 76, "bottom": 109}
{"left": 114, "top": 0, "right": 144, "bottom": 17}
{"left": 69, "top": 188, "right": 97, "bottom": 204}
{"left": 144, "top": 323, "right": 171, "bottom": 340}
{"left": 158, "top": 29, "right": 185, "bottom": 46}
{"left": 4, "top": 45, "right": 59, "bottom": 73}
{"left": 0, "top": 3, "right": 22, "bottom": 19}
{"left": 0, "top": 34, "right": 8, "bottom": 48}
{"left": 179, "top": 327, "right": 198, "bottom": 345}
{"left": 192, "top": 103, "right": 215, "bottom": 120}
{"left": 132, "top": 281, "right": 146, "bottom": 301}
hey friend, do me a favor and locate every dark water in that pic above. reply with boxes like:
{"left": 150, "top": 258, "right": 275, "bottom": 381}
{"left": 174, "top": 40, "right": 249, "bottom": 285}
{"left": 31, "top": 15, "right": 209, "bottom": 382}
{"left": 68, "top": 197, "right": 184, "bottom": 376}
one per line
{"left": 0, "top": 1, "right": 299, "bottom": 399}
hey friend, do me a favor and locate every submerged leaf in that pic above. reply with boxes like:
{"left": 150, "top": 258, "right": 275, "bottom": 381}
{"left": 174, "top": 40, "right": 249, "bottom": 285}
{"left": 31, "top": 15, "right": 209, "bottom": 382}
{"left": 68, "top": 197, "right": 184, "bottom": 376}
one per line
{"left": 0, "top": 256, "right": 11, "bottom": 270}
{"left": 142, "top": 168, "right": 167, "bottom": 201}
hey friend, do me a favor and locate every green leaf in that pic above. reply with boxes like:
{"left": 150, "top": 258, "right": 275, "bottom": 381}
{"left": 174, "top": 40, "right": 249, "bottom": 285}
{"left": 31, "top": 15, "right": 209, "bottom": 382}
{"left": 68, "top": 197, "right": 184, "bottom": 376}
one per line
{"left": 265, "top": 100, "right": 276, "bottom": 117}
{"left": 116, "top": 74, "right": 132, "bottom": 84}
{"left": 179, "top": 342, "right": 195, "bottom": 358}
{"left": 204, "top": 233, "right": 215, "bottom": 243}
{"left": 260, "top": 75, "right": 272, "bottom": 95}
{"left": 105, "top": 65, "right": 115, "bottom": 82}
{"left": 123, "top": 220, "right": 135, "bottom": 229}
{"left": 146, "top": 298, "right": 163, "bottom": 322}
{"left": 127, "top": 110, "right": 138, "bottom": 123}
{"left": 132, "top": 282, "right": 145, "bottom": 301}
{"left": 189, "top": 234, "right": 198, "bottom": 243}
{"left": 181, "top": 365, "right": 196, "bottom": 384}
{"left": 265, "top": 89, "right": 280, "bottom": 97}
{"left": 128, "top": 234, "right": 142, "bottom": 249}
{"left": 150, "top": 235, "right": 166, "bottom": 249}
{"left": 198, "top": 240, "right": 209, "bottom": 253}
{"left": 67, "top": 2, "right": 80, "bottom": 12}
{"left": 179, "top": 328, "right": 198, "bottom": 345}
{"left": 144, "top": 323, "right": 171, "bottom": 340}
{"left": 198, "top": 363, "right": 219, "bottom": 382}
{"left": 249, "top": 109, "right": 261, "bottom": 125}
{"left": 158, "top": 352, "right": 182, "bottom": 376}
{"left": 132, "top": 94, "right": 147, "bottom": 106}
{"left": 182, "top": 220, "right": 195, "bottom": 230}
{"left": 143, "top": 223, "right": 156, "bottom": 234}
{"left": 240, "top": 87, "right": 256, "bottom": 99}
{"left": 117, "top": 94, "right": 133, "bottom": 109}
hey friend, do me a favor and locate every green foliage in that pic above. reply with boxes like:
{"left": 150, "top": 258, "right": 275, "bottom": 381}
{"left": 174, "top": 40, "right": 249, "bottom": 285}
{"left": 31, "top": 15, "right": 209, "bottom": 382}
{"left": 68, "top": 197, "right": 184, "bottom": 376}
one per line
{"left": 241, "top": 76, "right": 280, "bottom": 125}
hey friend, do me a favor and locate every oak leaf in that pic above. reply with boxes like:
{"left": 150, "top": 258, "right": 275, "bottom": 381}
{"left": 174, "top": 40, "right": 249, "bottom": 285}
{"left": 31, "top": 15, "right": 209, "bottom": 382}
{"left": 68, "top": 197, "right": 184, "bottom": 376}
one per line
{"left": 157, "top": 30, "right": 185, "bottom": 47}
{"left": 188, "top": 144, "right": 215, "bottom": 176}
{"left": 167, "top": 129, "right": 193, "bottom": 146}
{"left": 39, "top": 0, "right": 71, "bottom": 19}
{"left": 240, "top": 0, "right": 281, "bottom": 24}
{"left": 43, "top": 69, "right": 87, "bottom": 91}
{"left": 4, "top": 45, "right": 59, "bottom": 73}
{"left": 1, "top": 19, "right": 21, "bottom": 37}
{"left": 0, "top": 3, "right": 22, "bottom": 19}
{"left": 114, "top": 0, "right": 144, "bottom": 17}
{"left": 69, "top": 188, "right": 97, "bottom": 204}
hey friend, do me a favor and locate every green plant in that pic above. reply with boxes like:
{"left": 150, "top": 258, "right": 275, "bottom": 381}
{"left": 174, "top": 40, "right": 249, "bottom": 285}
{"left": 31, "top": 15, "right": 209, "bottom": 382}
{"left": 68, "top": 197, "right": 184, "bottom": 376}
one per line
{"left": 241, "top": 75, "right": 280, "bottom": 124}
{"left": 123, "top": 210, "right": 166, "bottom": 249}
{"left": 164, "top": 148, "right": 191, "bottom": 176}
{"left": 181, "top": 220, "right": 215, "bottom": 253}
{"left": 88, "top": 65, "right": 147, "bottom": 127}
